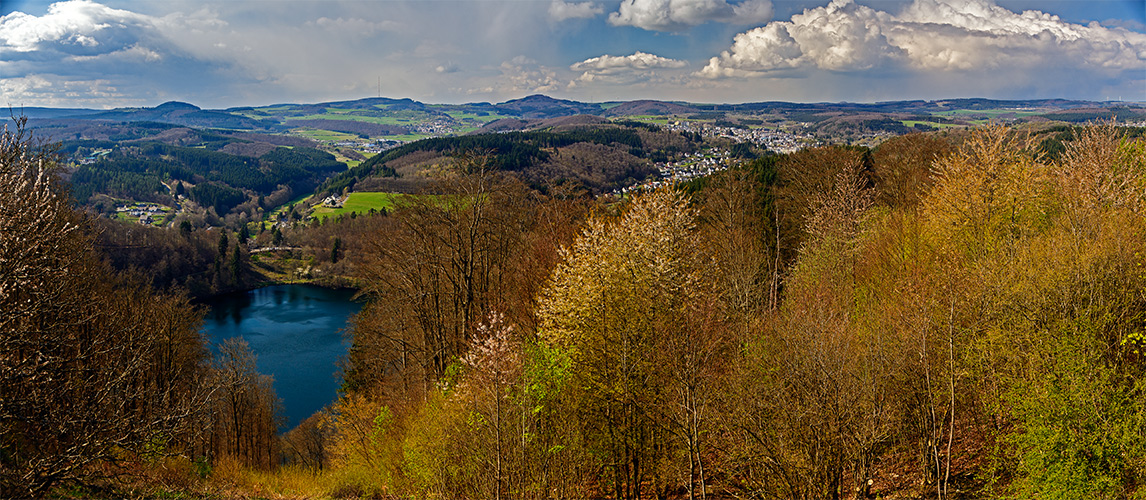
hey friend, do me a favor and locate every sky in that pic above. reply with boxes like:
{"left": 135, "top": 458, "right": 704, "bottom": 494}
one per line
{"left": 1, "top": 0, "right": 1144, "bottom": 109}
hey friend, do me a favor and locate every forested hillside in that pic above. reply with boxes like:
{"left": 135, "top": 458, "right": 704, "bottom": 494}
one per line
{"left": 3, "top": 117, "right": 1144, "bottom": 499}
{"left": 312, "top": 124, "right": 1146, "bottom": 499}
{"left": 0, "top": 119, "right": 285, "bottom": 497}
{"left": 308, "top": 124, "right": 1143, "bottom": 500}
{"left": 71, "top": 141, "right": 344, "bottom": 215}
{"left": 321, "top": 123, "right": 696, "bottom": 197}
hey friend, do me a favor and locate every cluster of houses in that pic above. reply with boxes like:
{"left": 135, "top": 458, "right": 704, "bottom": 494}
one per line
{"left": 738, "top": 128, "right": 812, "bottom": 153}
{"left": 77, "top": 148, "right": 112, "bottom": 165}
{"left": 663, "top": 121, "right": 812, "bottom": 154}
{"left": 331, "top": 139, "right": 404, "bottom": 155}
{"left": 616, "top": 149, "right": 733, "bottom": 196}
{"left": 411, "top": 119, "right": 456, "bottom": 136}
{"left": 115, "top": 203, "right": 166, "bottom": 225}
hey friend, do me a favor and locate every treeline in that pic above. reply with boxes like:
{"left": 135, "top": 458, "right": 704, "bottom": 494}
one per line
{"left": 357, "top": 127, "right": 646, "bottom": 173}
{"left": 306, "top": 124, "right": 1144, "bottom": 499}
{"left": 91, "top": 193, "right": 395, "bottom": 298}
{"left": 1044, "top": 107, "right": 1146, "bottom": 123}
{"left": 93, "top": 217, "right": 254, "bottom": 298}
{"left": 1037, "top": 124, "right": 1145, "bottom": 160}
{"left": 323, "top": 125, "right": 692, "bottom": 197}
{"left": 71, "top": 142, "right": 346, "bottom": 215}
{"left": 0, "top": 118, "right": 285, "bottom": 497}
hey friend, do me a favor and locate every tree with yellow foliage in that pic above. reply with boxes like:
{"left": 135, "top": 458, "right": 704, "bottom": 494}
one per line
{"left": 539, "top": 187, "right": 726, "bottom": 500}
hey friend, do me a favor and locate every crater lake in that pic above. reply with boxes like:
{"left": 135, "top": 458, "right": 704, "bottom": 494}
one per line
{"left": 199, "top": 284, "right": 362, "bottom": 430}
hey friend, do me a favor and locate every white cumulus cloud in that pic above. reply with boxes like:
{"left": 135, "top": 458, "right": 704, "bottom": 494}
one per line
{"left": 700, "top": 0, "right": 1146, "bottom": 78}
{"left": 549, "top": 0, "right": 604, "bottom": 22}
{"left": 1, "top": 0, "right": 157, "bottom": 55}
{"left": 608, "top": 0, "right": 773, "bottom": 32}
{"left": 571, "top": 51, "right": 687, "bottom": 85}
{"left": 0, "top": 0, "right": 241, "bottom": 106}
{"left": 571, "top": 51, "right": 688, "bottom": 72}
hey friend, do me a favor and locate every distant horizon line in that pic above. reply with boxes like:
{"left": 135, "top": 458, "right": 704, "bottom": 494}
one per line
{"left": 8, "top": 94, "right": 1144, "bottom": 112}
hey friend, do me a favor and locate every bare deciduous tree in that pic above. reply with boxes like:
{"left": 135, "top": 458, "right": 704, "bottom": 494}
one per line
{"left": 0, "top": 117, "right": 212, "bottom": 497}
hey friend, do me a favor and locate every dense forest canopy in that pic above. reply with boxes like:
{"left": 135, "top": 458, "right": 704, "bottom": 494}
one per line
{"left": 329, "top": 123, "right": 1146, "bottom": 499}
{"left": 319, "top": 125, "right": 674, "bottom": 198}
{"left": 70, "top": 142, "right": 345, "bottom": 214}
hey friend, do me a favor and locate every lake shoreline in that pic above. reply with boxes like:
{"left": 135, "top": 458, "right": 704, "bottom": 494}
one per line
{"left": 190, "top": 275, "right": 361, "bottom": 306}
{"left": 198, "top": 283, "right": 364, "bottom": 430}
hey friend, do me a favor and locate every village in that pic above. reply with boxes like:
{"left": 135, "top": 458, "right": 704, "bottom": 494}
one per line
{"left": 662, "top": 120, "right": 813, "bottom": 153}
{"left": 616, "top": 148, "right": 734, "bottom": 196}
{"left": 330, "top": 139, "right": 402, "bottom": 155}
{"left": 114, "top": 202, "right": 173, "bottom": 225}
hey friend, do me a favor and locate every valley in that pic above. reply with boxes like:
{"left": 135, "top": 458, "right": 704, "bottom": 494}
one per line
{"left": 27, "top": 95, "right": 1143, "bottom": 230}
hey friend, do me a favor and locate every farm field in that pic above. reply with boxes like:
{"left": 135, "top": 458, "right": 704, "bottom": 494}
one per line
{"left": 623, "top": 115, "right": 677, "bottom": 125}
{"left": 901, "top": 120, "right": 962, "bottom": 129}
{"left": 286, "top": 113, "right": 417, "bottom": 126}
{"left": 290, "top": 128, "right": 360, "bottom": 142}
{"left": 930, "top": 108, "right": 1045, "bottom": 124}
{"left": 311, "top": 192, "right": 405, "bottom": 220}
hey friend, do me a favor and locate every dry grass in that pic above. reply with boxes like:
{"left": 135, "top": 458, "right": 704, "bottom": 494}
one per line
{"left": 198, "top": 456, "right": 404, "bottom": 499}
{"left": 208, "top": 457, "right": 340, "bottom": 499}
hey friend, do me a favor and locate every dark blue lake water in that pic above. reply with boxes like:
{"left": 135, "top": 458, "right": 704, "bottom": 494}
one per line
{"left": 199, "top": 284, "right": 362, "bottom": 430}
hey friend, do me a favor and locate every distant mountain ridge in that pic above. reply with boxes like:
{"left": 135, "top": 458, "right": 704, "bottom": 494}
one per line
{"left": 26, "top": 101, "right": 264, "bottom": 129}
{"left": 604, "top": 100, "right": 696, "bottom": 117}
{"left": 493, "top": 94, "right": 604, "bottom": 118}
{"left": 17, "top": 96, "right": 1141, "bottom": 134}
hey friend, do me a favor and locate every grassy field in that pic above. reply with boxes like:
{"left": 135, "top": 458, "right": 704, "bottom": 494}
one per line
{"left": 287, "top": 113, "right": 415, "bottom": 126}
{"left": 901, "top": 120, "right": 963, "bottom": 129}
{"left": 115, "top": 211, "right": 171, "bottom": 226}
{"left": 290, "top": 128, "right": 360, "bottom": 142}
{"left": 622, "top": 115, "right": 677, "bottom": 125}
{"left": 310, "top": 192, "right": 405, "bottom": 220}
{"left": 111, "top": 201, "right": 174, "bottom": 226}
{"left": 933, "top": 108, "right": 1043, "bottom": 117}
{"left": 930, "top": 108, "right": 1044, "bottom": 124}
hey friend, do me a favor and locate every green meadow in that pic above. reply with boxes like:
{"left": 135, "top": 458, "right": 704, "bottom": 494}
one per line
{"left": 622, "top": 115, "right": 676, "bottom": 125}
{"left": 901, "top": 120, "right": 962, "bottom": 129}
{"left": 930, "top": 108, "right": 1045, "bottom": 124}
{"left": 287, "top": 113, "right": 416, "bottom": 126}
{"left": 311, "top": 192, "right": 404, "bottom": 220}
{"left": 290, "top": 128, "right": 359, "bottom": 142}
